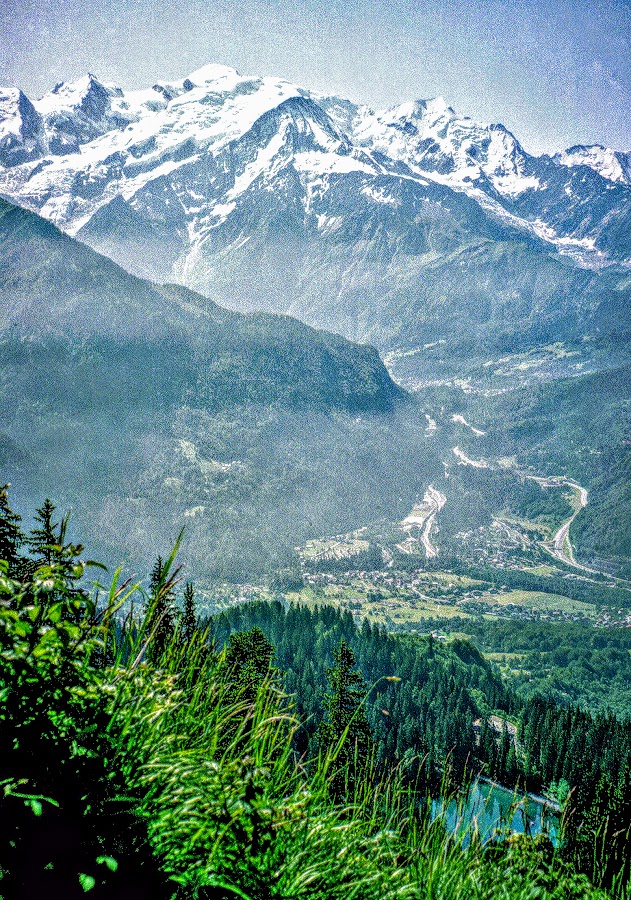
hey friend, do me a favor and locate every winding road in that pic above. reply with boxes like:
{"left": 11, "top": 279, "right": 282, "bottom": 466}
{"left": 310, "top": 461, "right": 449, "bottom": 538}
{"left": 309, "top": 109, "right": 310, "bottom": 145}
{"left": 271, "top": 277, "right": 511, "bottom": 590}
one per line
{"left": 548, "top": 483, "right": 589, "bottom": 568}
{"left": 401, "top": 486, "right": 447, "bottom": 558}
{"left": 522, "top": 475, "right": 590, "bottom": 569}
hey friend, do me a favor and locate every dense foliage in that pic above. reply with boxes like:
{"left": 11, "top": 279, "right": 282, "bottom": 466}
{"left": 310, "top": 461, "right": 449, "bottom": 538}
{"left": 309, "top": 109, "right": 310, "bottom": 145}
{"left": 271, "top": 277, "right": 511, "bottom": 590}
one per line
{"left": 0, "top": 490, "right": 628, "bottom": 898}
{"left": 210, "top": 599, "right": 631, "bottom": 892}
{"left": 209, "top": 601, "right": 505, "bottom": 784}
{"left": 413, "top": 616, "right": 631, "bottom": 718}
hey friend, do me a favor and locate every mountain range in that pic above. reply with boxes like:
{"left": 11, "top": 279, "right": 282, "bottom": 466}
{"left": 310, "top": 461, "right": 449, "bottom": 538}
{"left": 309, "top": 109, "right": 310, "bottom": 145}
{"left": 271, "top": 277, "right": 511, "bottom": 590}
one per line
{"left": 0, "top": 64, "right": 629, "bottom": 578}
{"left": 0, "top": 64, "right": 629, "bottom": 369}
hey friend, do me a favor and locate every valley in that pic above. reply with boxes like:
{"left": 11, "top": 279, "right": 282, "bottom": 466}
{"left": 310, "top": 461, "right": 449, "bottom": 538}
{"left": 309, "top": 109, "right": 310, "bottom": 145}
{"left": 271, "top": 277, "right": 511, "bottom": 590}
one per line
{"left": 0, "top": 13, "right": 630, "bottom": 897}
{"left": 201, "top": 521, "right": 631, "bottom": 627}
{"left": 0, "top": 64, "right": 628, "bottom": 584}
{"left": 3, "top": 189, "right": 624, "bottom": 585}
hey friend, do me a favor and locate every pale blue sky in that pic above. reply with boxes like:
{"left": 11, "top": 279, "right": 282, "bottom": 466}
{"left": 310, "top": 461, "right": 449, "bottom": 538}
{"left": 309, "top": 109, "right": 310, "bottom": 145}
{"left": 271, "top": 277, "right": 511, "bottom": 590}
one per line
{"left": 1, "top": 0, "right": 629, "bottom": 154}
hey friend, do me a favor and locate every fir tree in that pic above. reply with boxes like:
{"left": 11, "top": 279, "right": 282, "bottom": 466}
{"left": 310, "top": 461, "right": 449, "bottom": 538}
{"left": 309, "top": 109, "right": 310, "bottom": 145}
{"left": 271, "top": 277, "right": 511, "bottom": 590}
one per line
{"left": 146, "top": 556, "right": 177, "bottom": 658}
{"left": 180, "top": 581, "right": 197, "bottom": 643}
{"left": 320, "top": 639, "right": 374, "bottom": 798}
{"left": 28, "top": 498, "right": 60, "bottom": 564}
{"left": 224, "top": 626, "right": 277, "bottom": 701}
{"left": 149, "top": 556, "right": 164, "bottom": 604}
{"left": 0, "top": 484, "right": 24, "bottom": 573}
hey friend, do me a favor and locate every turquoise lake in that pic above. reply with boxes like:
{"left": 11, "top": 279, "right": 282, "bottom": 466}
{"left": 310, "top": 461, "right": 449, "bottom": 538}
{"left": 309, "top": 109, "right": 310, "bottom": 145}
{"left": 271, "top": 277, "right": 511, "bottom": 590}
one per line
{"left": 431, "top": 780, "right": 560, "bottom": 846}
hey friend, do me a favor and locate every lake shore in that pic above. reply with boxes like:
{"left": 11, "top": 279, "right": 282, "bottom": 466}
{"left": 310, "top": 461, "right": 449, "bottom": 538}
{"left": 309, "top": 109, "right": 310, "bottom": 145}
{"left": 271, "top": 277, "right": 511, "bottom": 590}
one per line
{"left": 478, "top": 776, "right": 561, "bottom": 813}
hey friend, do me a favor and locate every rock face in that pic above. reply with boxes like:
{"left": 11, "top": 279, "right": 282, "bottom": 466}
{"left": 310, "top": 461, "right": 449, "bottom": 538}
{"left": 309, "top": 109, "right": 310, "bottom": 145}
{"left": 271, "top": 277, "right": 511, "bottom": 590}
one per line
{"left": 0, "top": 88, "right": 45, "bottom": 165}
{"left": 0, "top": 64, "right": 629, "bottom": 355}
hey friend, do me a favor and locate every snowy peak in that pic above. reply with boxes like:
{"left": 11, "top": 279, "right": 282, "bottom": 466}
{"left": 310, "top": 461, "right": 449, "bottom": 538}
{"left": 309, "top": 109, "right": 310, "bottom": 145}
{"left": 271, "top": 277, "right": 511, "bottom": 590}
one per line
{"left": 0, "top": 64, "right": 309, "bottom": 167}
{"left": 344, "top": 98, "right": 539, "bottom": 197}
{"left": 385, "top": 96, "right": 456, "bottom": 126}
{"left": 0, "top": 88, "right": 43, "bottom": 165}
{"left": 0, "top": 63, "right": 629, "bottom": 272}
{"left": 0, "top": 65, "right": 361, "bottom": 240}
{"left": 480, "top": 124, "right": 539, "bottom": 195}
{"left": 553, "top": 145, "right": 631, "bottom": 186}
{"left": 0, "top": 88, "right": 41, "bottom": 138}
{"left": 318, "top": 92, "right": 629, "bottom": 264}
{"left": 45, "top": 74, "right": 117, "bottom": 112}
{"left": 185, "top": 63, "right": 242, "bottom": 86}
{"left": 34, "top": 74, "right": 133, "bottom": 154}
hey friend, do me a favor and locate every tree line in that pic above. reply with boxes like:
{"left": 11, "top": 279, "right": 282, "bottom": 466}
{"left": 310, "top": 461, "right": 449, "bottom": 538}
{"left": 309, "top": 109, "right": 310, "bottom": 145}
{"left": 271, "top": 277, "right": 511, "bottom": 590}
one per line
{"left": 1, "top": 484, "right": 629, "bottom": 895}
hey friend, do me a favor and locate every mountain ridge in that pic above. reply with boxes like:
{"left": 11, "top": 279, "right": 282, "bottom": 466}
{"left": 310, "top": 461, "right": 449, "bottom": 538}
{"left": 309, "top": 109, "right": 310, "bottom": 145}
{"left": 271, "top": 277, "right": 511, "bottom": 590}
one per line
{"left": 0, "top": 64, "right": 629, "bottom": 354}
{"left": 0, "top": 194, "right": 403, "bottom": 412}
{"left": 0, "top": 195, "right": 442, "bottom": 579}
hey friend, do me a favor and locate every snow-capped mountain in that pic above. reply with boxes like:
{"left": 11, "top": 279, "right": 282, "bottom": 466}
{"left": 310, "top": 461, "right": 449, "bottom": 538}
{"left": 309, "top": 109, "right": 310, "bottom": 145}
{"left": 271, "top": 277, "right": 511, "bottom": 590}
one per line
{"left": 0, "top": 64, "right": 628, "bottom": 354}
{"left": 318, "top": 94, "right": 631, "bottom": 265}
{"left": 553, "top": 145, "right": 631, "bottom": 186}
{"left": 0, "top": 65, "right": 370, "bottom": 234}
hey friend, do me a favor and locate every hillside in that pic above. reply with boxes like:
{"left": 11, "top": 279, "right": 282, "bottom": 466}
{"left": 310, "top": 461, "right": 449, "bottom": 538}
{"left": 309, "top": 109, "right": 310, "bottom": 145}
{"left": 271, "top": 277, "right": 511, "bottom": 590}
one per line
{"left": 0, "top": 197, "right": 401, "bottom": 412}
{"left": 0, "top": 197, "right": 465, "bottom": 579}
{"left": 0, "top": 525, "right": 625, "bottom": 898}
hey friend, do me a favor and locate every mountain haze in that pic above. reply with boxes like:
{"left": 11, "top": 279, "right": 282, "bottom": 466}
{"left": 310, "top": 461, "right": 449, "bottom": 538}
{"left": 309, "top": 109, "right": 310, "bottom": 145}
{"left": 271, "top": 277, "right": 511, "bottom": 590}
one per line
{"left": 0, "top": 66, "right": 629, "bottom": 577}
{"left": 0, "top": 196, "right": 444, "bottom": 578}
{"left": 0, "top": 64, "right": 628, "bottom": 366}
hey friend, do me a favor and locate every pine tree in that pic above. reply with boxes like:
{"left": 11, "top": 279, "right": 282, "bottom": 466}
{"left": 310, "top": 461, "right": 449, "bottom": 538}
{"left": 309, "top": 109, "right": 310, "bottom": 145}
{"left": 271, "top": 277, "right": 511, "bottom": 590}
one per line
{"left": 224, "top": 626, "right": 277, "bottom": 701}
{"left": 498, "top": 722, "right": 511, "bottom": 776}
{"left": 180, "top": 581, "right": 197, "bottom": 643}
{"left": 0, "top": 484, "right": 24, "bottom": 573}
{"left": 214, "top": 627, "right": 280, "bottom": 756}
{"left": 149, "top": 556, "right": 163, "bottom": 598}
{"left": 28, "top": 498, "right": 60, "bottom": 564}
{"left": 505, "top": 735, "right": 518, "bottom": 783}
{"left": 320, "top": 639, "right": 374, "bottom": 798}
{"left": 146, "top": 556, "right": 177, "bottom": 658}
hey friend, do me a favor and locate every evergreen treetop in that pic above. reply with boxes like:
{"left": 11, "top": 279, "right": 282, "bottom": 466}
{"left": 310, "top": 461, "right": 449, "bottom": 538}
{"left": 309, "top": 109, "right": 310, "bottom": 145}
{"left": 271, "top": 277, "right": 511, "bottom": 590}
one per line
{"left": 145, "top": 555, "right": 179, "bottom": 659}
{"left": 320, "top": 638, "right": 374, "bottom": 798}
{"left": 0, "top": 484, "right": 24, "bottom": 573}
{"left": 180, "top": 581, "right": 197, "bottom": 643}
{"left": 28, "top": 498, "right": 60, "bottom": 565}
{"left": 224, "top": 626, "right": 277, "bottom": 700}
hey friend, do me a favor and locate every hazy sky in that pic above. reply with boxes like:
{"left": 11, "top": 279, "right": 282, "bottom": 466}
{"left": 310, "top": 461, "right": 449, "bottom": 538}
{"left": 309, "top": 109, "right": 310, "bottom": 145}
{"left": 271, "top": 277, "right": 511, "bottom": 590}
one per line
{"left": 1, "top": 0, "right": 629, "bottom": 155}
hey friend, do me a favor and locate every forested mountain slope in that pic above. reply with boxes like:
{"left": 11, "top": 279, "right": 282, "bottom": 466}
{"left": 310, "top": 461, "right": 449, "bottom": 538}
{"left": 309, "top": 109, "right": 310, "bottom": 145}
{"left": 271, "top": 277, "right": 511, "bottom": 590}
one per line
{"left": 0, "top": 197, "right": 448, "bottom": 578}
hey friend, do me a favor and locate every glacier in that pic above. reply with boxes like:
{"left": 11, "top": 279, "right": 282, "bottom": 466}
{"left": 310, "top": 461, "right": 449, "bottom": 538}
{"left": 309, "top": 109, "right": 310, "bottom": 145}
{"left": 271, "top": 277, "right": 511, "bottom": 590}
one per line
{"left": 0, "top": 63, "right": 629, "bottom": 357}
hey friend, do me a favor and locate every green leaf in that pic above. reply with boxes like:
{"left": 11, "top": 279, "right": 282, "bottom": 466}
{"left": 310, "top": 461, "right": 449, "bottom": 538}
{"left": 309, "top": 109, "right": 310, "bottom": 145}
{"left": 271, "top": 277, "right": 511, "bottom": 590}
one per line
{"left": 47, "top": 602, "right": 63, "bottom": 624}
{"left": 79, "top": 873, "right": 96, "bottom": 892}
{"left": 96, "top": 855, "right": 118, "bottom": 872}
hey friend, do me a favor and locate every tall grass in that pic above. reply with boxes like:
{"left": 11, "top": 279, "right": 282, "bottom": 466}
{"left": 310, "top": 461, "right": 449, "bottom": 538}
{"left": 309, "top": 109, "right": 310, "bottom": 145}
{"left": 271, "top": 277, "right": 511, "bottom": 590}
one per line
{"left": 2, "top": 545, "right": 615, "bottom": 898}
{"left": 97, "top": 571, "right": 613, "bottom": 900}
